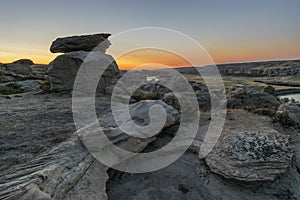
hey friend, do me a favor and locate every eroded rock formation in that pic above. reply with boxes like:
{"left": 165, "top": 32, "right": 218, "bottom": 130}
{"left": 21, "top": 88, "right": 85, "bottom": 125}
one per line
{"left": 46, "top": 34, "right": 119, "bottom": 92}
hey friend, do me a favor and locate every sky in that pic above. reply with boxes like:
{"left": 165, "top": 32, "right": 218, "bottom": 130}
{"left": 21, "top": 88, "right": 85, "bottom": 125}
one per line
{"left": 0, "top": 0, "right": 300, "bottom": 69}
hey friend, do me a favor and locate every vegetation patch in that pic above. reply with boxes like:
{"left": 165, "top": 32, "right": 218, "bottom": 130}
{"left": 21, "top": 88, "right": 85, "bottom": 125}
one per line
{"left": 0, "top": 83, "right": 24, "bottom": 95}
{"left": 38, "top": 80, "right": 51, "bottom": 92}
{"left": 274, "top": 112, "right": 296, "bottom": 128}
{"left": 253, "top": 108, "right": 275, "bottom": 117}
{"left": 51, "top": 136, "right": 65, "bottom": 143}
{"left": 178, "top": 184, "right": 189, "bottom": 194}
{"left": 28, "top": 146, "right": 45, "bottom": 154}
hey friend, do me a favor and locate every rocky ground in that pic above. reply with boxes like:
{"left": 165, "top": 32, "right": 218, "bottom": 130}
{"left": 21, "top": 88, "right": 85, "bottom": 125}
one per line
{"left": 1, "top": 90, "right": 299, "bottom": 199}
{"left": 1, "top": 33, "right": 300, "bottom": 200}
{"left": 107, "top": 110, "right": 300, "bottom": 200}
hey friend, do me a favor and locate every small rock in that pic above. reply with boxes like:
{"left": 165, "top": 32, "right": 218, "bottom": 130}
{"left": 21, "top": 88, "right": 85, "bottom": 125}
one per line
{"left": 263, "top": 85, "right": 276, "bottom": 95}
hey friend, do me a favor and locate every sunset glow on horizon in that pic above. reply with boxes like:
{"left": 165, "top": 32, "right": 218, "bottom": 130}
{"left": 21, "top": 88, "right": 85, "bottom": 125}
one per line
{"left": 0, "top": 0, "right": 299, "bottom": 69}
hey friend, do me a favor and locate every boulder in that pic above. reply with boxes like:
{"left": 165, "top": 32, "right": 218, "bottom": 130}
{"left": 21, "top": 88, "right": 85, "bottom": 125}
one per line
{"left": 205, "top": 131, "right": 293, "bottom": 182}
{"left": 110, "top": 100, "right": 180, "bottom": 138}
{"left": 278, "top": 103, "right": 300, "bottom": 127}
{"left": 50, "top": 33, "right": 111, "bottom": 53}
{"left": 227, "top": 86, "right": 280, "bottom": 110}
{"left": 162, "top": 91, "right": 211, "bottom": 111}
{"left": 0, "top": 63, "right": 4, "bottom": 71}
{"left": 263, "top": 85, "right": 276, "bottom": 95}
{"left": 12, "top": 59, "right": 34, "bottom": 65}
{"left": 46, "top": 51, "right": 119, "bottom": 92}
{"left": 129, "top": 100, "right": 179, "bottom": 128}
{"left": 132, "top": 83, "right": 170, "bottom": 101}
{"left": 5, "top": 63, "right": 33, "bottom": 75}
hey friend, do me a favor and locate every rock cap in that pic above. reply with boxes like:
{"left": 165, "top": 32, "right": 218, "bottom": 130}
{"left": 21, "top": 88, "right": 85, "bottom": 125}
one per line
{"left": 50, "top": 33, "right": 111, "bottom": 53}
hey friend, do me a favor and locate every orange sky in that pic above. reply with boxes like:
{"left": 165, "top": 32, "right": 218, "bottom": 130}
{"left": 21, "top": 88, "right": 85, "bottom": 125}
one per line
{"left": 1, "top": 44, "right": 300, "bottom": 70}
{"left": 1, "top": 33, "right": 300, "bottom": 69}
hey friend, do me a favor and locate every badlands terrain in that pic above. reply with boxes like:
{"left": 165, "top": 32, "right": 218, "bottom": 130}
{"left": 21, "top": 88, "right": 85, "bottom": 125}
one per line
{"left": 0, "top": 33, "right": 300, "bottom": 200}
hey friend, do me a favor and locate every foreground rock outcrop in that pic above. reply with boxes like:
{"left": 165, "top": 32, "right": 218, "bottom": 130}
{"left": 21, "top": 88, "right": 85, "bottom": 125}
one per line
{"left": 0, "top": 94, "right": 180, "bottom": 199}
{"left": 107, "top": 110, "right": 300, "bottom": 200}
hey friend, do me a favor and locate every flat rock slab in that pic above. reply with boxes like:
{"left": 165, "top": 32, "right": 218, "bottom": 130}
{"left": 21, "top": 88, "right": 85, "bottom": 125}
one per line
{"left": 204, "top": 110, "right": 295, "bottom": 182}
{"left": 206, "top": 131, "right": 293, "bottom": 182}
{"left": 50, "top": 33, "right": 111, "bottom": 53}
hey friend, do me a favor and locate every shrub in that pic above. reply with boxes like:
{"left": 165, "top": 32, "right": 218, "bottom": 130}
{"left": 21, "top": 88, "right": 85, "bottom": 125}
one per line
{"left": 282, "top": 98, "right": 289, "bottom": 103}
{"left": 51, "top": 136, "right": 65, "bottom": 143}
{"left": 38, "top": 80, "right": 51, "bottom": 92}
{"left": 252, "top": 108, "right": 275, "bottom": 116}
{"left": 274, "top": 112, "right": 296, "bottom": 128}
{"left": 0, "top": 83, "right": 24, "bottom": 95}
{"left": 242, "top": 106, "right": 253, "bottom": 112}
{"left": 29, "top": 146, "right": 45, "bottom": 154}
{"left": 291, "top": 98, "right": 296, "bottom": 103}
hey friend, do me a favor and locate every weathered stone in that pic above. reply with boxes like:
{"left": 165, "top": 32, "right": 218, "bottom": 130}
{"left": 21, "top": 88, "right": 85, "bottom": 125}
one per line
{"left": 0, "top": 63, "right": 4, "bottom": 71}
{"left": 45, "top": 51, "right": 119, "bottom": 92}
{"left": 0, "top": 95, "right": 178, "bottom": 199}
{"left": 227, "top": 86, "right": 280, "bottom": 110}
{"left": 278, "top": 103, "right": 300, "bottom": 127}
{"left": 128, "top": 100, "right": 180, "bottom": 128}
{"left": 5, "top": 63, "right": 33, "bottom": 75}
{"left": 50, "top": 33, "right": 111, "bottom": 53}
{"left": 109, "top": 100, "right": 180, "bottom": 139}
{"left": 206, "top": 131, "right": 293, "bottom": 182}
{"left": 263, "top": 85, "right": 276, "bottom": 95}
{"left": 64, "top": 160, "right": 108, "bottom": 200}
{"left": 0, "top": 139, "right": 94, "bottom": 200}
{"left": 107, "top": 110, "right": 300, "bottom": 200}
{"left": 0, "top": 75, "right": 17, "bottom": 83}
{"left": 12, "top": 59, "right": 34, "bottom": 65}
{"left": 30, "top": 65, "right": 47, "bottom": 78}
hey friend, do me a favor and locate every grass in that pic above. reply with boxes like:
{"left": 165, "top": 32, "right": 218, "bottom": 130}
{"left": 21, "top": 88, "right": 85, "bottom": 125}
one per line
{"left": 51, "top": 136, "right": 65, "bottom": 143}
{"left": 28, "top": 146, "right": 45, "bottom": 154}
{"left": 184, "top": 74, "right": 300, "bottom": 91}
{"left": 38, "top": 80, "right": 51, "bottom": 92}
{"left": 48, "top": 132, "right": 66, "bottom": 144}
{"left": 253, "top": 108, "right": 275, "bottom": 117}
{"left": 274, "top": 112, "right": 296, "bottom": 128}
{"left": 0, "top": 83, "right": 24, "bottom": 95}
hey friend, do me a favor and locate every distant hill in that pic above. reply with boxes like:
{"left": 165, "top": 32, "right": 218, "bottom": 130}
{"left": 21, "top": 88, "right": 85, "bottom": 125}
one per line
{"left": 175, "top": 59, "right": 300, "bottom": 77}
